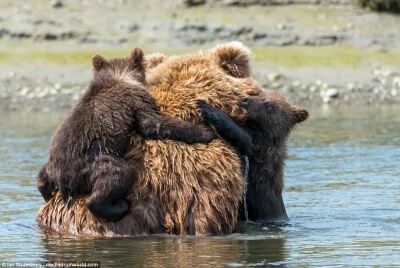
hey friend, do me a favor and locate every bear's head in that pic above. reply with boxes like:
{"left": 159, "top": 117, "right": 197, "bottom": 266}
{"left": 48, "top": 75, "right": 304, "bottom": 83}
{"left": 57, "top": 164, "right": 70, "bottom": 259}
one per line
{"left": 144, "top": 42, "right": 262, "bottom": 123}
{"left": 243, "top": 89, "right": 309, "bottom": 140}
{"left": 146, "top": 41, "right": 252, "bottom": 78}
{"left": 91, "top": 47, "right": 146, "bottom": 84}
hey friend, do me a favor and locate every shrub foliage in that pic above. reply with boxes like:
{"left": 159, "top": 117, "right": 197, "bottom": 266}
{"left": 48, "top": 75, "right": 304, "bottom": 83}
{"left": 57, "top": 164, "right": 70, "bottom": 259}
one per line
{"left": 358, "top": 0, "right": 400, "bottom": 12}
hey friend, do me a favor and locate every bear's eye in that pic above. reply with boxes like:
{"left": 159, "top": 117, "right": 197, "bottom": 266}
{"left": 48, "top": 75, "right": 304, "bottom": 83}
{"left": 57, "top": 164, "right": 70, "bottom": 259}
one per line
{"left": 264, "top": 102, "right": 274, "bottom": 110}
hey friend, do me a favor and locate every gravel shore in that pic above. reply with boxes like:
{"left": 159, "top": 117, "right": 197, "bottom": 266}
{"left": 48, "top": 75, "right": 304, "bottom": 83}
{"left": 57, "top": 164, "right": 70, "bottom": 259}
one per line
{"left": 2, "top": 64, "right": 399, "bottom": 111}
{"left": 1, "top": 0, "right": 400, "bottom": 110}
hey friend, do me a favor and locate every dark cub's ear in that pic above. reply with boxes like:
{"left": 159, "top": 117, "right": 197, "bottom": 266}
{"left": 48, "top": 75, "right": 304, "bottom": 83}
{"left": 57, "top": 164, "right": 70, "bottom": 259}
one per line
{"left": 214, "top": 42, "right": 251, "bottom": 78}
{"left": 130, "top": 47, "right": 145, "bottom": 70}
{"left": 92, "top": 54, "right": 107, "bottom": 72}
{"left": 292, "top": 107, "right": 309, "bottom": 124}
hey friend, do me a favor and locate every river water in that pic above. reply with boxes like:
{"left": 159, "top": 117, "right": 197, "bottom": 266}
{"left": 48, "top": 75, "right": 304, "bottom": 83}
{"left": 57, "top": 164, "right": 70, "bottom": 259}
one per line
{"left": 0, "top": 106, "right": 399, "bottom": 267}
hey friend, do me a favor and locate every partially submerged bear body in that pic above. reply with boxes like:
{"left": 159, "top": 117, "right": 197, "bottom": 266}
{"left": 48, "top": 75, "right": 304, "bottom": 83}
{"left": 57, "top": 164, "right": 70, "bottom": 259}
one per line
{"left": 37, "top": 48, "right": 148, "bottom": 222}
{"left": 241, "top": 90, "right": 308, "bottom": 223}
{"left": 126, "top": 43, "right": 265, "bottom": 235}
{"left": 37, "top": 48, "right": 216, "bottom": 223}
{"left": 37, "top": 42, "right": 261, "bottom": 236}
{"left": 197, "top": 90, "right": 309, "bottom": 223}
{"left": 37, "top": 43, "right": 301, "bottom": 236}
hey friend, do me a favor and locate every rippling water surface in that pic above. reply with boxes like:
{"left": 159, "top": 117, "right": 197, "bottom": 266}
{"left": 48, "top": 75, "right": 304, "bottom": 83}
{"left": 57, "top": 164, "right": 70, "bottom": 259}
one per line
{"left": 0, "top": 106, "right": 399, "bottom": 267}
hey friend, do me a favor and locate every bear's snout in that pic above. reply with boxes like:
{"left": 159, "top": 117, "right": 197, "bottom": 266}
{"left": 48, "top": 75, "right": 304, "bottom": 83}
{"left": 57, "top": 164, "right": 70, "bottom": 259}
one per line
{"left": 241, "top": 97, "right": 252, "bottom": 107}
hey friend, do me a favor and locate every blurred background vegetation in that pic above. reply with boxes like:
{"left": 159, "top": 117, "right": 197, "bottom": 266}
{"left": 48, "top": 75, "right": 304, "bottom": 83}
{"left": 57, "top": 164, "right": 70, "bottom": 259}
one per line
{"left": 358, "top": 0, "right": 400, "bottom": 12}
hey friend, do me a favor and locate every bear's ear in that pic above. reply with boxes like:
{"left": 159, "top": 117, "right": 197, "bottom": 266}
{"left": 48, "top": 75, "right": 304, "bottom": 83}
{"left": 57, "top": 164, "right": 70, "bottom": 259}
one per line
{"left": 145, "top": 52, "right": 167, "bottom": 71}
{"left": 214, "top": 42, "right": 251, "bottom": 78}
{"left": 92, "top": 54, "right": 107, "bottom": 72}
{"left": 130, "top": 47, "right": 145, "bottom": 70}
{"left": 292, "top": 106, "right": 309, "bottom": 124}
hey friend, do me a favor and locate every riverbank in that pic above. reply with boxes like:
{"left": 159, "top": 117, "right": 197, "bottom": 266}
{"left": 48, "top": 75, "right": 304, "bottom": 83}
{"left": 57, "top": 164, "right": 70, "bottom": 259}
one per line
{"left": 2, "top": 44, "right": 400, "bottom": 111}
{"left": 1, "top": 0, "right": 400, "bottom": 110}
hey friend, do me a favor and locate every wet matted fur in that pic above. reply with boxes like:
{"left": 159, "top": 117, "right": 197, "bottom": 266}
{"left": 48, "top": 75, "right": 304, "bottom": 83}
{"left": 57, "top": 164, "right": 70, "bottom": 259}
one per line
{"left": 37, "top": 42, "right": 263, "bottom": 236}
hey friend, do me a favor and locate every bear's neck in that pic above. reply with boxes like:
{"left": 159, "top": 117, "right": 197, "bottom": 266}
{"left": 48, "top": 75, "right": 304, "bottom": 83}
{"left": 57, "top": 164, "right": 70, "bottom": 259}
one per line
{"left": 243, "top": 129, "right": 289, "bottom": 223}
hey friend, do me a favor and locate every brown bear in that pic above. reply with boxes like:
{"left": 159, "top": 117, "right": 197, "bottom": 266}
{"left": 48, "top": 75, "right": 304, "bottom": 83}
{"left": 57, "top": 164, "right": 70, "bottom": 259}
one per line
{"left": 196, "top": 89, "right": 309, "bottom": 223}
{"left": 37, "top": 48, "right": 217, "bottom": 222}
{"left": 37, "top": 42, "right": 262, "bottom": 236}
{"left": 36, "top": 42, "right": 304, "bottom": 236}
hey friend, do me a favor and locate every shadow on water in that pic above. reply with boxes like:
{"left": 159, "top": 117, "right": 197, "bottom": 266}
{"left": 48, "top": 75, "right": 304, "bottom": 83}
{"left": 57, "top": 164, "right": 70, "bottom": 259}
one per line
{"left": 1, "top": 105, "right": 400, "bottom": 266}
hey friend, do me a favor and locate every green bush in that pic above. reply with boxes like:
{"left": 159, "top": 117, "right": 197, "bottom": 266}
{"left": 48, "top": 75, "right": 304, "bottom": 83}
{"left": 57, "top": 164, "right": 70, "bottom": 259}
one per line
{"left": 358, "top": 0, "right": 400, "bottom": 12}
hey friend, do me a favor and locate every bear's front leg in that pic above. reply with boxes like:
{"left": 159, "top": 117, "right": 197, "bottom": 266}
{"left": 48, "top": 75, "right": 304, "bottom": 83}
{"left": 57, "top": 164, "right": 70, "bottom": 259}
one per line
{"left": 135, "top": 110, "right": 217, "bottom": 144}
{"left": 195, "top": 100, "right": 254, "bottom": 156}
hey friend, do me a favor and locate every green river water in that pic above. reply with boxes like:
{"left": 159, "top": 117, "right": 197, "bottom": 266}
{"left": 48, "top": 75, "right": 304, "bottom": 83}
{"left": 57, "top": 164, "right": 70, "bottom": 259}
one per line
{"left": 0, "top": 106, "right": 399, "bottom": 267}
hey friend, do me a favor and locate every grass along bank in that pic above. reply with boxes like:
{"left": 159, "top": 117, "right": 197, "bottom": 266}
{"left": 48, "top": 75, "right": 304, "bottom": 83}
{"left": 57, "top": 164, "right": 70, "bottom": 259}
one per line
{"left": 2, "top": 41, "right": 400, "bottom": 69}
{"left": 251, "top": 45, "right": 400, "bottom": 68}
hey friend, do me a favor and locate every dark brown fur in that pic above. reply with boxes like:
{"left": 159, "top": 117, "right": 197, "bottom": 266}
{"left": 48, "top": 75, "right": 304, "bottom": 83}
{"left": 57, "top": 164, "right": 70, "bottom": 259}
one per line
{"left": 37, "top": 48, "right": 216, "bottom": 222}
{"left": 242, "top": 90, "right": 308, "bottom": 223}
{"left": 197, "top": 90, "right": 309, "bottom": 223}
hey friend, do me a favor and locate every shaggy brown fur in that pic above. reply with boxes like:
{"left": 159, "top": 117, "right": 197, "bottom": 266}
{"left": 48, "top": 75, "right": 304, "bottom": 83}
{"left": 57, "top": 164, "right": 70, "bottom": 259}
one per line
{"left": 37, "top": 42, "right": 261, "bottom": 236}
{"left": 126, "top": 42, "right": 261, "bottom": 235}
{"left": 197, "top": 90, "right": 309, "bottom": 223}
{"left": 37, "top": 48, "right": 216, "bottom": 222}
{"left": 37, "top": 42, "right": 267, "bottom": 236}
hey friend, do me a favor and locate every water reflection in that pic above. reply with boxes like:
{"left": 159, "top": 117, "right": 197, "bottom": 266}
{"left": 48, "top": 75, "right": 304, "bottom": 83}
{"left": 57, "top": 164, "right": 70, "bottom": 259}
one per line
{"left": 291, "top": 105, "right": 400, "bottom": 146}
{"left": 39, "top": 230, "right": 286, "bottom": 267}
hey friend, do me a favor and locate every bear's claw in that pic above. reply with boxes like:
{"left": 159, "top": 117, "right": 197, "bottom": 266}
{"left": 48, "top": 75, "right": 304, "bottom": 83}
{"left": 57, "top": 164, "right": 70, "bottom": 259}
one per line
{"left": 195, "top": 99, "right": 215, "bottom": 120}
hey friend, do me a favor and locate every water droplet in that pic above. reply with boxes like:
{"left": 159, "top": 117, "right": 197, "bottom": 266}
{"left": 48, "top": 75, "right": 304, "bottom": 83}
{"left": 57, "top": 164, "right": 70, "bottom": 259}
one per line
{"left": 243, "top": 155, "right": 249, "bottom": 223}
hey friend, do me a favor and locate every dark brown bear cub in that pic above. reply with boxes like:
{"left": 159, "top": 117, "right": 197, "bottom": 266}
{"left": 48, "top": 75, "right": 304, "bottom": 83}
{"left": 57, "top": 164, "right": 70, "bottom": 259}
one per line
{"left": 197, "top": 89, "right": 309, "bottom": 223}
{"left": 38, "top": 48, "right": 216, "bottom": 221}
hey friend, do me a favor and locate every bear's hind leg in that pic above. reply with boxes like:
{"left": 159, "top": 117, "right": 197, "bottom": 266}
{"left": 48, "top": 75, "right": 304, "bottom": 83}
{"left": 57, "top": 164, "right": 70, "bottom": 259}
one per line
{"left": 85, "top": 155, "right": 136, "bottom": 222}
{"left": 37, "top": 163, "right": 56, "bottom": 201}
